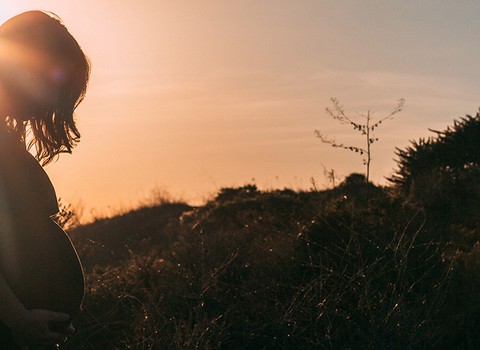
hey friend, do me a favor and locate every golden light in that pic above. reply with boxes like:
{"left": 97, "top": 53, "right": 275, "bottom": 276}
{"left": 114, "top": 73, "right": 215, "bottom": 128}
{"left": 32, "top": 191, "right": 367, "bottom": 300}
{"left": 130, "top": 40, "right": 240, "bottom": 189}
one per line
{"left": 0, "top": 37, "right": 63, "bottom": 120}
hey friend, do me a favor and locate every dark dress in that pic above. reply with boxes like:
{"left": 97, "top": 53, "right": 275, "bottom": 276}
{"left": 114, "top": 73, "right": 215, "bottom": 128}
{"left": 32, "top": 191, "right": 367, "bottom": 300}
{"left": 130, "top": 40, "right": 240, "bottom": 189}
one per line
{"left": 0, "top": 130, "right": 63, "bottom": 349}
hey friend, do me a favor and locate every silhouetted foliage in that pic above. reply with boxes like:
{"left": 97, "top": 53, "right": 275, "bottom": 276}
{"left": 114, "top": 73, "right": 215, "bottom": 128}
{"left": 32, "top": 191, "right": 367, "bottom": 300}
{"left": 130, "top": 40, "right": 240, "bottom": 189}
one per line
{"left": 61, "top": 182, "right": 479, "bottom": 349}
{"left": 391, "top": 112, "right": 480, "bottom": 190}
{"left": 390, "top": 112, "right": 480, "bottom": 237}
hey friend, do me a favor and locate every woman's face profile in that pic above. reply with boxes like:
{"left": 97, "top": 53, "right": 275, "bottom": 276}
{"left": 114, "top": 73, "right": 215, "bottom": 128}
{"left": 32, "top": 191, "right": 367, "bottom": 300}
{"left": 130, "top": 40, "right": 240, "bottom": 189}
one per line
{"left": 0, "top": 11, "right": 72, "bottom": 120}
{"left": 0, "top": 45, "right": 61, "bottom": 120}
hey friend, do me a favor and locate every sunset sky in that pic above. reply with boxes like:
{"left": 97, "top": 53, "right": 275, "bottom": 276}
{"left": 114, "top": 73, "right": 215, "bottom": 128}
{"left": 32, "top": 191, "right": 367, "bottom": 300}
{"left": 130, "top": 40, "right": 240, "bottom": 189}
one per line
{"left": 1, "top": 1, "right": 480, "bottom": 219}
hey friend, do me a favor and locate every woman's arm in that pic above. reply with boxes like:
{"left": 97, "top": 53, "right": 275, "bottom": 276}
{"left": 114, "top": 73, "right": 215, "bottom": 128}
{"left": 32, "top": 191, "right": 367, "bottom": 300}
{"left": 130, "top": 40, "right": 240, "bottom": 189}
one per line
{"left": 0, "top": 271, "right": 72, "bottom": 347}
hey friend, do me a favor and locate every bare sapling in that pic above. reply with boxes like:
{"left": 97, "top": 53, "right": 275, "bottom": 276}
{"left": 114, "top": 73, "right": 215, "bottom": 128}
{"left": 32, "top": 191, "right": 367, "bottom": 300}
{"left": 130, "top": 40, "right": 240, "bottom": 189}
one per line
{"left": 315, "top": 98, "right": 405, "bottom": 183}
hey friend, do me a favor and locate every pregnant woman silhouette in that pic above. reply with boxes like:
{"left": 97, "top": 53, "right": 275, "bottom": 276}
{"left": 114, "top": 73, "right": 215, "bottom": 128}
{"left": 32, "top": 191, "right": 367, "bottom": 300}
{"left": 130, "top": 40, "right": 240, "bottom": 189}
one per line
{"left": 0, "top": 11, "right": 90, "bottom": 349}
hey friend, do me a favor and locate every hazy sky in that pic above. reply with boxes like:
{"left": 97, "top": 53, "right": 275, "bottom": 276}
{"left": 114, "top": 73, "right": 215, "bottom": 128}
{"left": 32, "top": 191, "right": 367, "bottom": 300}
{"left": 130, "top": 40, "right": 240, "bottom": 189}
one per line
{"left": 2, "top": 1, "right": 480, "bottom": 218}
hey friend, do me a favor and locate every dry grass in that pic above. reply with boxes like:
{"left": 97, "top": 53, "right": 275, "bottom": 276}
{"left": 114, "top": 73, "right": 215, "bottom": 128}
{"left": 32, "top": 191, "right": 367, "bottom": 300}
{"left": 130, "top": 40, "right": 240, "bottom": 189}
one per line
{"left": 60, "top": 184, "right": 480, "bottom": 349}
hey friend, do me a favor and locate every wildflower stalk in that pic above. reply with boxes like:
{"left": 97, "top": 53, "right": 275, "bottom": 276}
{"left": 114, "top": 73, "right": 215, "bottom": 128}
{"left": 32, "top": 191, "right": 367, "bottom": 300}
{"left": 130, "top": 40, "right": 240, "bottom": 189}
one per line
{"left": 315, "top": 98, "right": 405, "bottom": 183}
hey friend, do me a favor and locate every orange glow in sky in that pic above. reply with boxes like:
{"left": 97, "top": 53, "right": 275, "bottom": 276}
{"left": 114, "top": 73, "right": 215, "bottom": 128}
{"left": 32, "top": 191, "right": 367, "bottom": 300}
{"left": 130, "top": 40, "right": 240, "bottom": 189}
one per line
{"left": 2, "top": 1, "right": 480, "bottom": 220}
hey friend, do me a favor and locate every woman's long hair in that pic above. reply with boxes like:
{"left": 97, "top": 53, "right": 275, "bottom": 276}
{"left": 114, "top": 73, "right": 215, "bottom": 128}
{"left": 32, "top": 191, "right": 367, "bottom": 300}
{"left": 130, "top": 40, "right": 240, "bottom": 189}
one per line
{"left": 0, "top": 11, "right": 90, "bottom": 165}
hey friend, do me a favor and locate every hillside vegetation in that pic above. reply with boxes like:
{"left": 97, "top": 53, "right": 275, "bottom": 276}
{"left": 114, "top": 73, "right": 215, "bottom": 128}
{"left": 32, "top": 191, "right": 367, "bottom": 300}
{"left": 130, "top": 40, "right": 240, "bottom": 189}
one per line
{"left": 64, "top": 113, "right": 480, "bottom": 349}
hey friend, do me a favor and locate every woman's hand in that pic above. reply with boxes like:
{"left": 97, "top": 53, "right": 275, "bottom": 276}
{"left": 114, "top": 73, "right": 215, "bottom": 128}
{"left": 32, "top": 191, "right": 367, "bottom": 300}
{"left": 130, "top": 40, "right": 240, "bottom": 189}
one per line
{"left": 0, "top": 272, "right": 75, "bottom": 346}
{"left": 10, "top": 309, "right": 73, "bottom": 347}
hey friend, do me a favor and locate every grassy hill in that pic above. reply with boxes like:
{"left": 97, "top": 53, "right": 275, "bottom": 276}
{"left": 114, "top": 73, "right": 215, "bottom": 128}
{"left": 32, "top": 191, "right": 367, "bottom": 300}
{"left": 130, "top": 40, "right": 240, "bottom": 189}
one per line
{"left": 61, "top": 176, "right": 480, "bottom": 349}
